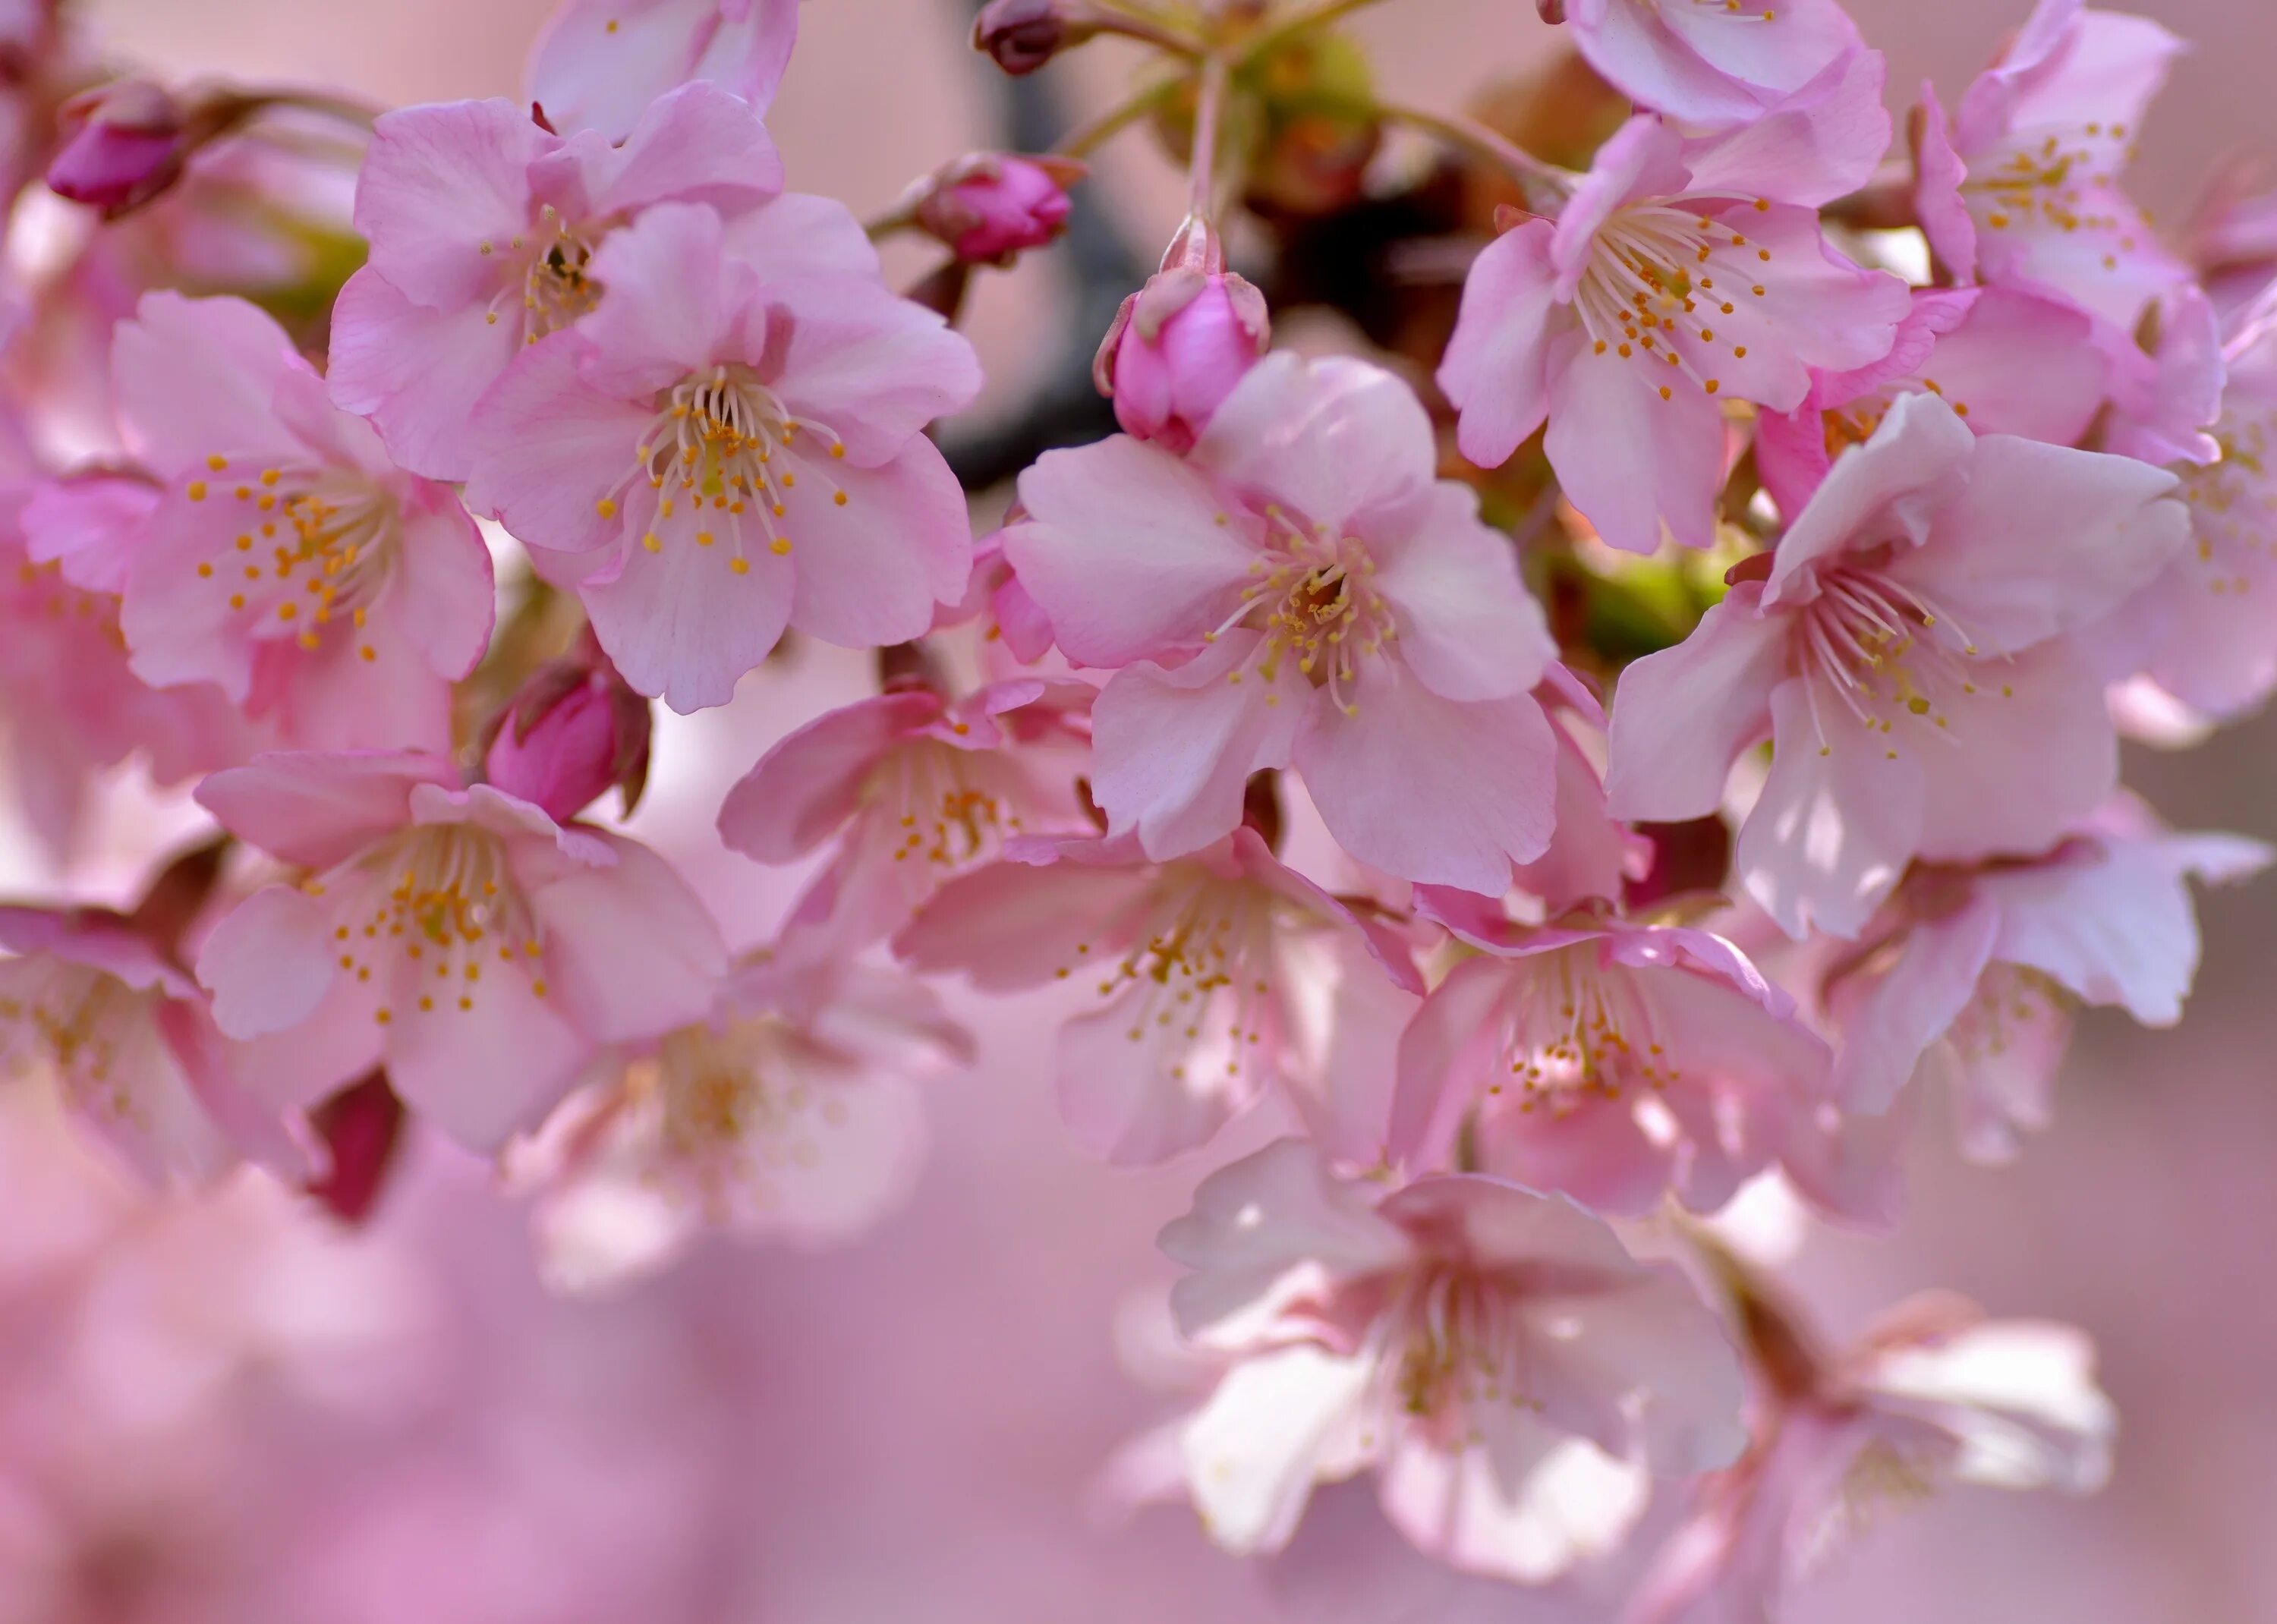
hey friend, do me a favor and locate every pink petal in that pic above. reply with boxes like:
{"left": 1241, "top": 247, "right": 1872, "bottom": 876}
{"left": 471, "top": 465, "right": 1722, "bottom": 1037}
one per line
{"left": 1913, "top": 286, "right": 2106, "bottom": 445}
{"left": 326, "top": 268, "right": 523, "bottom": 483}
{"left": 196, "top": 882, "right": 345, "bottom": 1039}
{"left": 1571, "top": 2, "right": 1765, "bottom": 127}
{"left": 1191, "top": 353, "right": 1437, "bottom": 531}
{"left": 1368, "top": 483, "right": 1551, "bottom": 701}
{"left": 718, "top": 190, "right": 884, "bottom": 283}
{"left": 1912, "top": 88, "right": 1978, "bottom": 284}
{"left": 194, "top": 749, "right": 449, "bottom": 867}
{"left": 1737, "top": 675, "right": 1923, "bottom": 939}
{"left": 786, "top": 435, "right": 973, "bottom": 649}
{"left": 1544, "top": 335, "right": 1727, "bottom": 553}
{"left": 1296, "top": 676, "right": 1557, "bottom": 892}
{"left": 1908, "top": 639, "right": 2117, "bottom": 862}
{"left": 575, "top": 201, "right": 736, "bottom": 397}
{"left": 548, "top": 79, "right": 782, "bottom": 219}
{"left": 1161, "top": 1138, "right": 1412, "bottom": 1344}
{"left": 1438, "top": 219, "right": 1564, "bottom": 468}
{"left": 112, "top": 293, "right": 307, "bottom": 474}
{"left": 524, "top": 829, "right": 726, "bottom": 1042}
{"left": 893, "top": 851, "right": 1157, "bottom": 991}
{"left": 767, "top": 274, "right": 984, "bottom": 464}
{"left": 530, "top": 0, "right": 798, "bottom": 143}
{"left": 1832, "top": 900, "right": 2003, "bottom": 1113}
{"left": 1378, "top": 1418, "right": 1646, "bottom": 1585}
{"left": 392, "top": 487, "right": 496, "bottom": 679}
{"left": 464, "top": 332, "right": 653, "bottom": 555}
{"left": 351, "top": 97, "right": 549, "bottom": 309}
{"left": 717, "top": 690, "right": 940, "bottom": 861}
{"left": 1762, "top": 389, "right": 1976, "bottom": 606}
{"left": 384, "top": 958, "right": 594, "bottom": 1150}
{"left": 1182, "top": 1347, "right": 1376, "bottom": 1556}
{"left": 1652, "top": 0, "right": 1860, "bottom": 107}
{"left": 1604, "top": 581, "right": 1787, "bottom": 823}
{"left": 19, "top": 474, "right": 156, "bottom": 594}
{"left": 1091, "top": 633, "right": 1304, "bottom": 861}
{"left": 1677, "top": 47, "right": 1891, "bottom": 206}
{"left": 1057, "top": 980, "right": 1265, "bottom": 1165}
{"left": 1482, "top": 1098, "right": 1677, "bottom": 1217}
{"left": 256, "top": 608, "right": 455, "bottom": 754}
{"left": 1004, "top": 435, "right": 1258, "bottom": 667}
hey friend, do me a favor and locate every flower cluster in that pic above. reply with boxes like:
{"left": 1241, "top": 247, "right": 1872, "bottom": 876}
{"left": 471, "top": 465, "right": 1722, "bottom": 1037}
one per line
{"left": 0, "top": 0, "right": 2268, "bottom": 1613}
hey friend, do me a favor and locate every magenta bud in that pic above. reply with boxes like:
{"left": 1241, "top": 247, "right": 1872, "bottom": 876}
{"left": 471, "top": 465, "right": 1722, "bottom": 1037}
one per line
{"left": 1536, "top": 0, "right": 1567, "bottom": 21}
{"left": 483, "top": 657, "right": 652, "bottom": 824}
{"left": 916, "top": 153, "right": 1083, "bottom": 264}
{"left": 973, "top": 0, "right": 1095, "bottom": 74}
{"left": 1095, "top": 269, "right": 1271, "bottom": 454}
{"left": 47, "top": 79, "right": 191, "bottom": 218}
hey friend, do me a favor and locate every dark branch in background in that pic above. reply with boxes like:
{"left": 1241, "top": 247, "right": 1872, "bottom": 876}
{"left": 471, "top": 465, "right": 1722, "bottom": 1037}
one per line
{"left": 938, "top": 0, "right": 1144, "bottom": 492}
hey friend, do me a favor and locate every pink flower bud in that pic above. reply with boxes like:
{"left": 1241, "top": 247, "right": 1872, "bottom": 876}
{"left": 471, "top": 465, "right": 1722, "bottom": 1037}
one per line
{"left": 1537, "top": 0, "right": 1567, "bottom": 23}
{"left": 47, "top": 79, "right": 191, "bottom": 218}
{"left": 972, "top": 0, "right": 1096, "bottom": 74}
{"left": 916, "top": 154, "right": 1082, "bottom": 264}
{"left": 1094, "top": 269, "right": 1271, "bottom": 454}
{"left": 483, "top": 657, "right": 653, "bottom": 824}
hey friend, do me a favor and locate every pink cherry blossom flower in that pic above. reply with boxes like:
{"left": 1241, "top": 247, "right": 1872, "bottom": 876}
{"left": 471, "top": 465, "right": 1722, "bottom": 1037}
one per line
{"left": 0, "top": 904, "right": 283, "bottom": 1186}
{"left": 465, "top": 200, "right": 982, "bottom": 713}
{"left": 1390, "top": 904, "right": 1835, "bottom": 1216}
{"left": 0, "top": 486, "right": 260, "bottom": 858}
{"left": 1823, "top": 799, "right": 2267, "bottom": 1162}
{"left": 896, "top": 828, "right": 1422, "bottom": 1166}
{"left": 328, "top": 84, "right": 783, "bottom": 481}
{"left": 1605, "top": 392, "right": 2187, "bottom": 939}
{"left": 1510, "top": 666, "right": 1653, "bottom": 914}
{"left": 1440, "top": 105, "right": 1909, "bottom": 552}
{"left": 2097, "top": 289, "right": 2277, "bottom": 719}
{"left": 1161, "top": 1139, "right": 1746, "bottom": 1580}
{"left": 717, "top": 676, "right": 1092, "bottom": 954}
{"left": 1004, "top": 351, "right": 1561, "bottom": 892}
{"left": 1912, "top": 0, "right": 2190, "bottom": 331}
{"left": 109, "top": 293, "right": 495, "bottom": 755}
{"left": 1633, "top": 1289, "right": 2114, "bottom": 1624}
{"left": 1559, "top": 0, "right": 1863, "bottom": 129}
{"left": 193, "top": 751, "right": 726, "bottom": 1152}
{"left": 519, "top": 949, "right": 972, "bottom": 1294}
{"left": 530, "top": 0, "right": 800, "bottom": 143}
{"left": 1753, "top": 285, "right": 2109, "bottom": 518}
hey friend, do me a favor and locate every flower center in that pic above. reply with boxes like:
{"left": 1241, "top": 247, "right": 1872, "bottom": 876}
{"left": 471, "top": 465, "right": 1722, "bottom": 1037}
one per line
{"left": 320, "top": 825, "right": 546, "bottom": 1025}
{"left": 1573, "top": 198, "right": 1775, "bottom": 401}
{"left": 1384, "top": 1264, "right": 1543, "bottom": 1421}
{"left": 1793, "top": 565, "right": 1995, "bottom": 759}
{"left": 2181, "top": 406, "right": 2275, "bottom": 593}
{"left": 642, "top": 1018, "right": 839, "bottom": 1220}
{"left": 877, "top": 740, "right": 1025, "bottom": 868}
{"left": 600, "top": 364, "right": 851, "bottom": 575}
{"left": 1487, "top": 943, "right": 1680, "bottom": 1113}
{"left": 1209, "top": 511, "right": 1397, "bottom": 713}
{"left": 480, "top": 203, "right": 602, "bottom": 342}
{"left": 184, "top": 458, "right": 399, "bottom": 661}
{"left": 1967, "top": 121, "right": 2144, "bottom": 264}
{"left": 0, "top": 958, "right": 149, "bottom": 1125}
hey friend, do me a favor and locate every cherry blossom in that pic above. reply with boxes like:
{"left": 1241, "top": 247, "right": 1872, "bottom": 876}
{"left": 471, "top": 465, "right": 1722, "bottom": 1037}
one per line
{"left": 194, "top": 751, "right": 725, "bottom": 1150}
{"left": 0, "top": 904, "right": 282, "bottom": 1185}
{"left": 896, "top": 829, "right": 1422, "bottom": 1166}
{"left": 520, "top": 949, "right": 972, "bottom": 1294}
{"left": 530, "top": 0, "right": 801, "bottom": 142}
{"left": 1440, "top": 100, "right": 1909, "bottom": 552}
{"left": 1390, "top": 904, "right": 1835, "bottom": 1216}
{"left": 465, "top": 199, "right": 981, "bottom": 713}
{"left": 1822, "top": 800, "right": 2268, "bottom": 1162}
{"left": 1161, "top": 1139, "right": 1746, "bottom": 1580}
{"left": 109, "top": 293, "right": 495, "bottom": 754}
{"left": 717, "top": 676, "right": 1092, "bottom": 954}
{"left": 1004, "top": 351, "right": 1561, "bottom": 892}
{"left": 1605, "top": 391, "right": 2187, "bottom": 938}
{"left": 1097, "top": 265, "right": 1271, "bottom": 454}
{"left": 1634, "top": 1289, "right": 2115, "bottom": 1623}
{"left": 1558, "top": 0, "right": 1864, "bottom": 129}
{"left": 328, "top": 83, "right": 783, "bottom": 481}
{"left": 1912, "top": 0, "right": 2190, "bottom": 330}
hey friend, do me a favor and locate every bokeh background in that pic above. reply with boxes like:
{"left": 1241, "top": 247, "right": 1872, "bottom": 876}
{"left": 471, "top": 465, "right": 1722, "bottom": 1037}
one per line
{"left": 6, "top": 0, "right": 2272, "bottom": 1618}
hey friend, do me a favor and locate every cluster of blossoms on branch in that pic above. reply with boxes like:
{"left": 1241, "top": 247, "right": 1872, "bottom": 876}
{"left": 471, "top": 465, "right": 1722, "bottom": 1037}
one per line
{"left": 0, "top": 0, "right": 2269, "bottom": 1613}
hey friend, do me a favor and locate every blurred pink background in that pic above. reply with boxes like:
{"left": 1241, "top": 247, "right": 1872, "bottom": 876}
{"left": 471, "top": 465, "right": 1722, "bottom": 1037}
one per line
{"left": 24, "top": 0, "right": 2277, "bottom": 1618}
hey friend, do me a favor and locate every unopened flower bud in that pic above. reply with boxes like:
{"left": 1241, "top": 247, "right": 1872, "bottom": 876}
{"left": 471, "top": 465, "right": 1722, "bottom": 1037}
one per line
{"left": 972, "top": 0, "right": 1098, "bottom": 74}
{"left": 47, "top": 79, "right": 193, "bottom": 218}
{"left": 1094, "top": 268, "right": 1271, "bottom": 454}
{"left": 915, "top": 153, "right": 1084, "bottom": 264}
{"left": 482, "top": 655, "right": 653, "bottom": 824}
{"left": 1537, "top": 0, "right": 1567, "bottom": 23}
